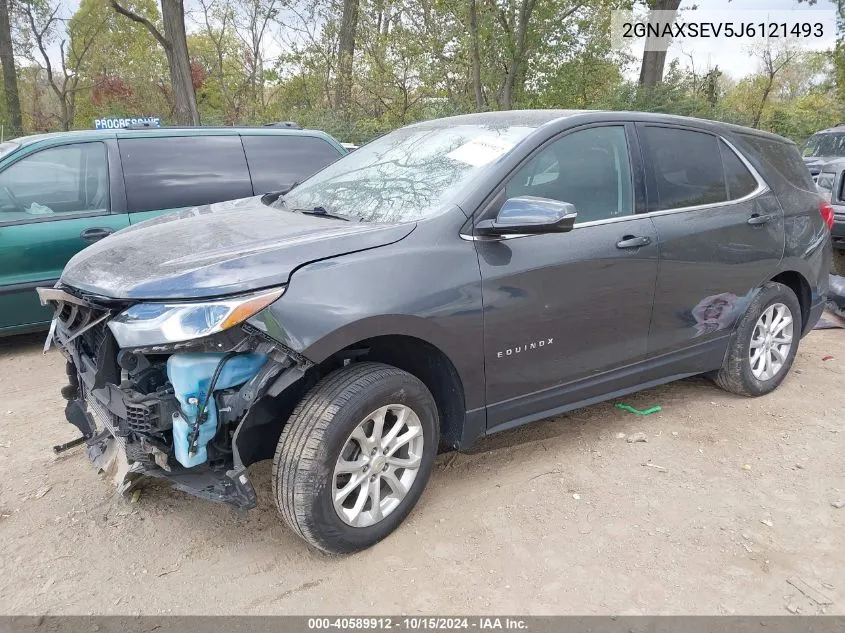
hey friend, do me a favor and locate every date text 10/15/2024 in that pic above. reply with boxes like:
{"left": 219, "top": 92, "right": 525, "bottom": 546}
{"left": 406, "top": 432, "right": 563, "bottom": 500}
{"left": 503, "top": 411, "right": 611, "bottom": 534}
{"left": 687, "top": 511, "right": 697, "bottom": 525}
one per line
{"left": 307, "top": 618, "right": 528, "bottom": 630}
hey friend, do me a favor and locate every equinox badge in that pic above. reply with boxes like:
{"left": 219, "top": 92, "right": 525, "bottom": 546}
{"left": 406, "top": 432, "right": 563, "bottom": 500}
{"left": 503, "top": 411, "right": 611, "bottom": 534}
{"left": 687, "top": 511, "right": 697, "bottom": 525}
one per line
{"left": 497, "top": 338, "right": 554, "bottom": 358}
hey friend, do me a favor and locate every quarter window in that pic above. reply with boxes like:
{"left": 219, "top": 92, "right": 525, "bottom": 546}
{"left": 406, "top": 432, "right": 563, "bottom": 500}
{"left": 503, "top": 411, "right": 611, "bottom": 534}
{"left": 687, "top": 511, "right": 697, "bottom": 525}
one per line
{"left": 0, "top": 142, "right": 109, "bottom": 223}
{"left": 505, "top": 126, "right": 633, "bottom": 224}
{"left": 119, "top": 136, "right": 253, "bottom": 212}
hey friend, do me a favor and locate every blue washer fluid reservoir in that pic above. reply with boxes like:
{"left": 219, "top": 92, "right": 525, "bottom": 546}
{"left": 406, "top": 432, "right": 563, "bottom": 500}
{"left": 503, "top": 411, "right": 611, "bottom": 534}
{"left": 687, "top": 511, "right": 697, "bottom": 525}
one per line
{"left": 167, "top": 352, "right": 268, "bottom": 468}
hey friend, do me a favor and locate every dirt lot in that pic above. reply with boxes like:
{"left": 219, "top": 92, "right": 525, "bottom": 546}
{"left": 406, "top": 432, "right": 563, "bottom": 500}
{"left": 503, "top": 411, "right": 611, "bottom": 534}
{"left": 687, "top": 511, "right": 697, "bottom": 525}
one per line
{"left": 0, "top": 329, "right": 843, "bottom": 616}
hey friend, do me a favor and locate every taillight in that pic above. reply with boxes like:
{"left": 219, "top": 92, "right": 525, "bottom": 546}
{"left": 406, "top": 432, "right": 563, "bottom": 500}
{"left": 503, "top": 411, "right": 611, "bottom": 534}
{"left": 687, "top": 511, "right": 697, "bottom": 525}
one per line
{"left": 820, "top": 200, "right": 834, "bottom": 230}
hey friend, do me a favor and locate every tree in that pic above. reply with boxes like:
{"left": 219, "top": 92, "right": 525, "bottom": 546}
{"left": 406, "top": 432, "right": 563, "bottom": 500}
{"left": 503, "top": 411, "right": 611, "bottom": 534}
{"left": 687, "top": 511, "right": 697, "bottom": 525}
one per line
{"left": 110, "top": 0, "right": 199, "bottom": 125}
{"left": 335, "top": 0, "right": 360, "bottom": 114}
{"left": 796, "top": 0, "right": 844, "bottom": 106}
{"left": 0, "top": 0, "right": 22, "bottom": 135}
{"left": 234, "top": 0, "right": 279, "bottom": 119}
{"left": 638, "top": 0, "right": 681, "bottom": 88}
{"left": 66, "top": 0, "right": 169, "bottom": 127}
{"left": 468, "top": 0, "right": 484, "bottom": 110}
{"left": 750, "top": 38, "right": 799, "bottom": 129}
{"left": 20, "top": 0, "right": 104, "bottom": 130}
{"left": 483, "top": 0, "right": 586, "bottom": 109}
{"left": 194, "top": 0, "right": 279, "bottom": 123}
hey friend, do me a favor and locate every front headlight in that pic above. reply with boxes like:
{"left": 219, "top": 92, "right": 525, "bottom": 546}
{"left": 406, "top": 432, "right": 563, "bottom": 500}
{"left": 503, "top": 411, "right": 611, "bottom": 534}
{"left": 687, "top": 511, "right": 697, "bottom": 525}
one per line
{"left": 108, "top": 287, "right": 285, "bottom": 348}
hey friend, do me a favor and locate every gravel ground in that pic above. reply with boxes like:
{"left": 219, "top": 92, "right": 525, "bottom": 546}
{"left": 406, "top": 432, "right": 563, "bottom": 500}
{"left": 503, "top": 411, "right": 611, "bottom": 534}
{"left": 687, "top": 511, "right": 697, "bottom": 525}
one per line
{"left": 0, "top": 329, "right": 843, "bottom": 615}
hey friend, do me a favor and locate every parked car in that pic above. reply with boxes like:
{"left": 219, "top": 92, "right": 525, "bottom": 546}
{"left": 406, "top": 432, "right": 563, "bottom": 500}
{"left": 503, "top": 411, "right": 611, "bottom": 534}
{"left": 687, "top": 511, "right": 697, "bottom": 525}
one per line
{"left": 40, "top": 110, "right": 831, "bottom": 554}
{"left": 802, "top": 124, "right": 845, "bottom": 180}
{"left": 815, "top": 158, "right": 845, "bottom": 275}
{"left": 0, "top": 126, "right": 346, "bottom": 336}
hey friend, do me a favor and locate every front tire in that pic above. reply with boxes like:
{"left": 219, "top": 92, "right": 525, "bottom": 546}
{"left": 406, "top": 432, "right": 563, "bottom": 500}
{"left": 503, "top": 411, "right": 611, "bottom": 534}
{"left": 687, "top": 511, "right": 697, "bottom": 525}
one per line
{"left": 713, "top": 282, "right": 801, "bottom": 397}
{"left": 272, "top": 362, "right": 439, "bottom": 554}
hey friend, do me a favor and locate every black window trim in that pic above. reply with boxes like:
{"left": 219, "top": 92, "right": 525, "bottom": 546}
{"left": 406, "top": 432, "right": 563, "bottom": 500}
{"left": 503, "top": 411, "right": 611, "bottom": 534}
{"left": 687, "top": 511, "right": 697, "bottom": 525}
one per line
{"left": 0, "top": 140, "right": 114, "bottom": 228}
{"left": 636, "top": 122, "right": 768, "bottom": 217}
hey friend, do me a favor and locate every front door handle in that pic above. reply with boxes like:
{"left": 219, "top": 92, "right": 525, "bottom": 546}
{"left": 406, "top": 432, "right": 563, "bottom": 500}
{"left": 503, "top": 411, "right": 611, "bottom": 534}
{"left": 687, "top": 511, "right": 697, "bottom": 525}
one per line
{"left": 747, "top": 214, "right": 773, "bottom": 226}
{"left": 616, "top": 235, "right": 652, "bottom": 249}
{"left": 80, "top": 227, "right": 114, "bottom": 243}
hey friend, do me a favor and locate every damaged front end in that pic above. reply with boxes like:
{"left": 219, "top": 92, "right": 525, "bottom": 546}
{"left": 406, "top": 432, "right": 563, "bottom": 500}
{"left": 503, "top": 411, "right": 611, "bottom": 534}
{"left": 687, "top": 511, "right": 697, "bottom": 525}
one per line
{"left": 36, "top": 285, "right": 310, "bottom": 509}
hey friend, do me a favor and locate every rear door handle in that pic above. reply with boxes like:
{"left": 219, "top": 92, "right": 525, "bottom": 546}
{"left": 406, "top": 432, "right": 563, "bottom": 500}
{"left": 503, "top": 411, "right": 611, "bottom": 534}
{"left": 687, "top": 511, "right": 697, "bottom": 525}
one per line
{"left": 747, "top": 214, "right": 773, "bottom": 226}
{"left": 616, "top": 235, "right": 652, "bottom": 249}
{"left": 80, "top": 227, "right": 114, "bottom": 243}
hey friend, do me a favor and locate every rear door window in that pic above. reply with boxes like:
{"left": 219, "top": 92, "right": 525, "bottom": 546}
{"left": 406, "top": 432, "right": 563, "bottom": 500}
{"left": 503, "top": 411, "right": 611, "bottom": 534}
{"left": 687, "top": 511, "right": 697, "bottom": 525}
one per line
{"left": 241, "top": 135, "right": 342, "bottom": 194}
{"left": 119, "top": 136, "right": 253, "bottom": 212}
{"left": 640, "top": 126, "right": 727, "bottom": 211}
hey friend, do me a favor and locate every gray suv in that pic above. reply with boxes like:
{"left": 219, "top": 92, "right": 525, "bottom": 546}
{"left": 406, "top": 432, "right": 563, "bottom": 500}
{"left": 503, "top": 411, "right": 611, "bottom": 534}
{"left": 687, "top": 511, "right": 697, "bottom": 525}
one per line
{"left": 39, "top": 110, "right": 831, "bottom": 553}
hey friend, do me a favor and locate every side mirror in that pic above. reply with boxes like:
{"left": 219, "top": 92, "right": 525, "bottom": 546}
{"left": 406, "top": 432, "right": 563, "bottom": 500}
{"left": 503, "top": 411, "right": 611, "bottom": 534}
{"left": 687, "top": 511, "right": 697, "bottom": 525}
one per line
{"left": 475, "top": 196, "right": 577, "bottom": 236}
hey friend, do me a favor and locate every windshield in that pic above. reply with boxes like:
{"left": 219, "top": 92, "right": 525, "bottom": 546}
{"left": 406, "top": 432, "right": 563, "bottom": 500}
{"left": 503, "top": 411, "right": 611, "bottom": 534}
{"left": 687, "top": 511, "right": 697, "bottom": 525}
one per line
{"left": 278, "top": 123, "right": 536, "bottom": 223}
{"left": 802, "top": 133, "right": 845, "bottom": 158}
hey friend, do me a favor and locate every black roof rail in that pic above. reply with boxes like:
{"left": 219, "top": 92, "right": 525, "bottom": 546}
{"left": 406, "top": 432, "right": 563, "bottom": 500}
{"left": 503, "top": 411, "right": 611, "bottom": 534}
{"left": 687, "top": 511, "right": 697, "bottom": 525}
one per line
{"left": 122, "top": 122, "right": 161, "bottom": 130}
{"left": 263, "top": 121, "right": 302, "bottom": 129}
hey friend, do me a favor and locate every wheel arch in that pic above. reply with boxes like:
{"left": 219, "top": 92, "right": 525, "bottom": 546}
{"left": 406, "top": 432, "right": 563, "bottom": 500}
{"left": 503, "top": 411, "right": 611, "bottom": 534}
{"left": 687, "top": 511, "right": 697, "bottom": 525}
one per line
{"left": 770, "top": 269, "right": 811, "bottom": 335}
{"left": 323, "top": 334, "right": 468, "bottom": 451}
{"left": 235, "top": 323, "right": 477, "bottom": 468}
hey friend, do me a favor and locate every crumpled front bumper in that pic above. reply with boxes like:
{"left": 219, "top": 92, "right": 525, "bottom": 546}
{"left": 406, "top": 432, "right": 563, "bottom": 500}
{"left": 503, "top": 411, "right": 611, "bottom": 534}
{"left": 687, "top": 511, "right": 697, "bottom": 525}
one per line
{"left": 39, "top": 284, "right": 309, "bottom": 509}
{"left": 65, "top": 368, "right": 259, "bottom": 509}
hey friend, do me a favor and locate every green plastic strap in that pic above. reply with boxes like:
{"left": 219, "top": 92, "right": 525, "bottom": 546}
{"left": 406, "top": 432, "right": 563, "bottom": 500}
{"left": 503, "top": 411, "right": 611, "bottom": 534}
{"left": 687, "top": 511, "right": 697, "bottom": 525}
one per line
{"left": 615, "top": 403, "right": 662, "bottom": 416}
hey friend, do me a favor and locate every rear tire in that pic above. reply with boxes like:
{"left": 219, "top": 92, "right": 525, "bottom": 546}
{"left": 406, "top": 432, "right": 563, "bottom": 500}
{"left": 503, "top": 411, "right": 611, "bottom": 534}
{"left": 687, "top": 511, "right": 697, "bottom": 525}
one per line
{"left": 272, "top": 362, "right": 439, "bottom": 554}
{"left": 713, "top": 282, "right": 801, "bottom": 397}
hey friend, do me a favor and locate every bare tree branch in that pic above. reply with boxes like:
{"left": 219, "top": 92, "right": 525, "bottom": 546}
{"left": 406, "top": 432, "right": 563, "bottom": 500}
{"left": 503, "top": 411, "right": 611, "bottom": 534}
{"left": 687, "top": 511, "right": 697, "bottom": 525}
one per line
{"left": 109, "top": 0, "right": 169, "bottom": 50}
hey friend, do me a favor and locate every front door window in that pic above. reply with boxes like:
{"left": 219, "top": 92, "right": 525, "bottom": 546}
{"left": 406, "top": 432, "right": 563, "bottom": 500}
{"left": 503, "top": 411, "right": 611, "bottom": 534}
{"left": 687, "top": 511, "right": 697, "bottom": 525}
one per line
{"left": 0, "top": 143, "right": 110, "bottom": 224}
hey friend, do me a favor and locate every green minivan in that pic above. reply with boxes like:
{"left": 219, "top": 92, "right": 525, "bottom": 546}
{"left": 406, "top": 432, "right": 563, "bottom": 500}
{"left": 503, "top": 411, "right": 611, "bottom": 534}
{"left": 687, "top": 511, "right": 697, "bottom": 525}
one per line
{"left": 0, "top": 126, "right": 346, "bottom": 335}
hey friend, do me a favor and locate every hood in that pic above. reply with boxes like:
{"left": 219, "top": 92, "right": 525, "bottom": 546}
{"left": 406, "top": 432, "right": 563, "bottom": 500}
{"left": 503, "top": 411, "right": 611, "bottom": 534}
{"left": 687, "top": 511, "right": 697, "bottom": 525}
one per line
{"left": 61, "top": 196, "right": 415, "bottom": 300}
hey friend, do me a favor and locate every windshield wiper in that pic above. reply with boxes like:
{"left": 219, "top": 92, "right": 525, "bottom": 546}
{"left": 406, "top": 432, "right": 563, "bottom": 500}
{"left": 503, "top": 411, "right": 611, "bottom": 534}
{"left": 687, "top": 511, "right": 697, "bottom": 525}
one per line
{"left": 293, "top": 206, "right": 352, "bottom": 221}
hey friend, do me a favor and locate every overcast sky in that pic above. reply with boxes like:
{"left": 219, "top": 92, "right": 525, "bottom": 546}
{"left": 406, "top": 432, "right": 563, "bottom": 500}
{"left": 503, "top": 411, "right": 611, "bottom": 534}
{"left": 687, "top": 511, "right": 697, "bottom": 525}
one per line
{"left": 656, "top": 0, "right": 839, "bottom": 79}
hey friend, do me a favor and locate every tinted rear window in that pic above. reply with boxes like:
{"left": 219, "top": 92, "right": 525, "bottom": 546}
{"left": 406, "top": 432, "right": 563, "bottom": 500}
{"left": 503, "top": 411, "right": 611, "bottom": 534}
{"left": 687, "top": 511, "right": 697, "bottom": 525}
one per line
{"left": 737, "top": 134, "right": 815, "bottom": 192}
{"left": 242, "top": 135, "right": 341, "bottom": 193}
{"left": 119, "top": 136, "right": 253, "bottom": 212}
{"left": 641, "top": 126, "right": 727, "bottom": 210}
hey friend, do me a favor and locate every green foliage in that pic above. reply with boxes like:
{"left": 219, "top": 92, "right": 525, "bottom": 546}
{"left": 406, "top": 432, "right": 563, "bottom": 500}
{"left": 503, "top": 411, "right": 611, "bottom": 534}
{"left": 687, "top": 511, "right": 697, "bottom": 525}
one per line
{"left": 7, "top": 0, "right": 845, "bottom": 143}
{"left": 70, "top": 0, "right": 169, "bottom": 127}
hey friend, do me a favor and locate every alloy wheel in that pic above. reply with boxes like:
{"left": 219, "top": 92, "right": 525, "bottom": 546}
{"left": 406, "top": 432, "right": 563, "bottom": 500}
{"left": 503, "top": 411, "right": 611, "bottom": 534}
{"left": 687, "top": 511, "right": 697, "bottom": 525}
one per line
{"left": 332, "top": 404, "right": 424, "bottom": 528}
{"left": 749, "top": 302, "right": 794, "bottom": 381}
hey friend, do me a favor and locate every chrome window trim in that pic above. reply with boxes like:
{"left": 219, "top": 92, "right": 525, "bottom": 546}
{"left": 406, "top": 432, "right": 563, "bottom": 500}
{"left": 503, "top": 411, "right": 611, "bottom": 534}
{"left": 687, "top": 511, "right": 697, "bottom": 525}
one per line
{"left": 460, "top": 134, "right": 769, "bottom": 241}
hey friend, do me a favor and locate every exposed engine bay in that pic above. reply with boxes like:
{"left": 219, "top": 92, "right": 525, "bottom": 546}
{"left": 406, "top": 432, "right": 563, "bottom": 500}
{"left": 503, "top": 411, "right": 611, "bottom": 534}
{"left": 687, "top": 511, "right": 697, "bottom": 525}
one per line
{"left": 38, "top": 285, "right": 311, "bottom": 508}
